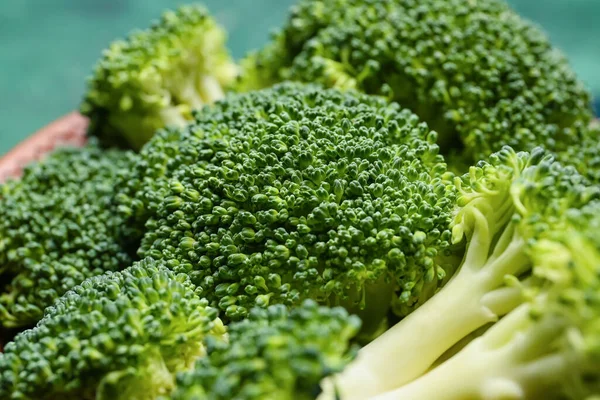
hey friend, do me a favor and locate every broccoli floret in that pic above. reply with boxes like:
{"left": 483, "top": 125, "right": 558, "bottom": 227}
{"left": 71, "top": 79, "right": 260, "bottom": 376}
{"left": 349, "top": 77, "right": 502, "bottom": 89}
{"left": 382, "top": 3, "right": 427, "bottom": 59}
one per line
{"left": 558, "top": 120, "right": 600, "bottom": 184}
{"left": 121, "top": 83, "right": 459, "bottom": 335}
{"left": 170, "top": 300, "right": 361, "bottom": 400}
{"left": 0, "top": 142, "right": 135, "bottom": 330}
{"left": 0, "top": 258, "right": 227, "bottom": 400}
{"left": 81, "top": 5, "right": 238, "bottom": 150}
{"left": 316, "top": 147, "right": 599, "bottom": 399}
{"left": 370, "top": 202, "right": 600, "bottom": 400}
{"left": 238, "top": 0, "right": 593, "bottom": 170}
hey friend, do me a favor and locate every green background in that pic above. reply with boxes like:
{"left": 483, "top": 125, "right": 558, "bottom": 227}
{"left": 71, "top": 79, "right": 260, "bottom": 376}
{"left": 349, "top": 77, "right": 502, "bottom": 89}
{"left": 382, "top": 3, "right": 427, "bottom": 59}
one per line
{"left": 0, "top": 0, "right": 598, "bottom": 156}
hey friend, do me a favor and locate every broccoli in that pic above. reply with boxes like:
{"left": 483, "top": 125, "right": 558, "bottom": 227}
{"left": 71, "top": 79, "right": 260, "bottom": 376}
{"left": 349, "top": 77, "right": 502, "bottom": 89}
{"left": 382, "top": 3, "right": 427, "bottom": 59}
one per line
{"left": 315, "top": 147, "right": 599, "bottom": 399}
{"left": 170, "top": 300, "right": 361, "bottom": 400}
{"left": 369, "top": 202, "right": 600, "bottom": 400}
{"left": 0, "top": 142, "right": 135, "bottom": 330}
{"left": 0, "top": 258, "right": 227, "bottom": 400}
{"left": 558, "top": 120, "right": 600, "bottom": 184}
{"left": 81, "top": 4, "right": 238, "bottom": 150}
{"left": 238, "top": 0, "right": 593, "bottom": 170}
{"left": 119, "top": 83, "right": 460, "bottom": 336}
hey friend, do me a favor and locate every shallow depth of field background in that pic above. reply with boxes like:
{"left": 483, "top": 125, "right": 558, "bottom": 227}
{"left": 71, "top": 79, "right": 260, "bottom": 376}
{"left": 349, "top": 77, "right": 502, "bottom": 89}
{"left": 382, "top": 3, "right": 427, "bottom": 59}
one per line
{"left": 0, "top": 0, "right": 598, "bottom": 156}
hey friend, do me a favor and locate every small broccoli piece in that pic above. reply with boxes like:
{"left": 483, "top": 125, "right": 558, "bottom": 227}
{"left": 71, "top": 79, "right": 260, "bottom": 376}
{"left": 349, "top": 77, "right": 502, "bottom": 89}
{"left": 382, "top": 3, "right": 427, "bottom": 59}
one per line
{"left": 370, "top": 202, "right": 600, "bottom": 400}
{"left": 0, "top": 142, "right": 134, "bottom": 330}
{"left": 316, "top": 147, "right": 599, "bottom": 399}
{"left": 170, "top": 300, "right": 361, "bottom": 400}
{"left": 0, "top": 258, "right": 227, "bottom": 400}
{"left": 239, "top": 0, "right": 593, "bottom": 170}
{"left": 81, "top": 5, "right": 238, "bottom": 150}
{"left": 558, "top": 120, "right": 600, "bottom": 184}
{"left": 121, "top": 83, "right": 459, "bottom": 335}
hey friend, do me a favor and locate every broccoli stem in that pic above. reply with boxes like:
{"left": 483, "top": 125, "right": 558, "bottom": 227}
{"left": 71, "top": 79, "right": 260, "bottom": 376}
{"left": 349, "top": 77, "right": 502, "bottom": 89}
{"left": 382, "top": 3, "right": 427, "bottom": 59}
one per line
{"left": 198, "top": 74, "right": 225, "bottom": 104}
{"left": 369, "top": 305, "right": 573, "bottom": 400}
{"left": 322, "top": 210, "right": 530, "bottom": 399}
{"left": 96, "top": 347, "right": 176, "bottom": 400}
{"left": 159, "top": 106, "right": 190, "bottom": 129}
{"left": 165, "top": 70, "right": 226, "bottom": 122}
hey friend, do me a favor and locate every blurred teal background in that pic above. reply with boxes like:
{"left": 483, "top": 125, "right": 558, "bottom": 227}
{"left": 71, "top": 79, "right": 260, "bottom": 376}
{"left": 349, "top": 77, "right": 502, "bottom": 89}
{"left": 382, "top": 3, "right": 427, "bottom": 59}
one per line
{"left": 0, "top": 0, "right": 598, "bottom": 156}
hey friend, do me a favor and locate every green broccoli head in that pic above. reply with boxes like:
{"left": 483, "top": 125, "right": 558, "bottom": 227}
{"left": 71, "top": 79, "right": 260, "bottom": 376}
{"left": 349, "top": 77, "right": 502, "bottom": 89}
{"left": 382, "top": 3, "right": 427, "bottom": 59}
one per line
{"left": 0, "top": 258, "right": 227, "bottom": 400}
{"left": 0, "top": 142, "right": 135, "bottom": 329}
{"left": 238, "top": 0, "right": 593, "bottom": 170}
{"left": 170, "top": 300, "right": 361, "bottom": 400}
{"left": 81, "top": 4, "right": 238, "bottom": 150}
{"left": 123, "top": 83, "right": 459, "bottom": 332}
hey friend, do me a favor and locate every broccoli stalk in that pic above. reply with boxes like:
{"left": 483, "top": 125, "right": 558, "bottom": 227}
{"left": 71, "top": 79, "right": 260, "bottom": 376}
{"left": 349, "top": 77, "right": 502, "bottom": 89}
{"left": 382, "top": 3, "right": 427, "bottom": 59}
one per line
{"left": 371, "top": 218, "right": 600, "bottom": 400}
{"left": 81, "top": 5, "right": 238, "bottom": 150}
{"left": 370, "top": 305, "right": 582, "bottom": 400}
{"left": 318, "top": 147, "right": 597, "bottom": 400}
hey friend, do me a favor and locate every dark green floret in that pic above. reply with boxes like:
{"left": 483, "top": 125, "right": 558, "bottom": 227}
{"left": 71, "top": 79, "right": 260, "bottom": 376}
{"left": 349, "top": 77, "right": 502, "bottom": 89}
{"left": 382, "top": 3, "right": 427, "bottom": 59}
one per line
{"left": 170, "top": 300, "right": 361, "bottom": 400}
{"left": 238, "top": 0, "right": 593, "bottom": 170}
{"left": 0, "top": 258, "right": 227, "bottom": 400}
{"left": 0, "top": 142, "right": 135, "bottom": 329}
{"left": 123, "top": 83, "right": 459, "bottom": 331}
{"left": 81, "top": 4, "right": 238, "bottom": 150}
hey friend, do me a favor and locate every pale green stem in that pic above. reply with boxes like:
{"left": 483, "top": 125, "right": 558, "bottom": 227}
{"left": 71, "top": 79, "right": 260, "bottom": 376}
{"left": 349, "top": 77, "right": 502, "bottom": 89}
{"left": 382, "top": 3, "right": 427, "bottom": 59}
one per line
{"left": 318, "top": 212, "right": 530, "bottom": 400}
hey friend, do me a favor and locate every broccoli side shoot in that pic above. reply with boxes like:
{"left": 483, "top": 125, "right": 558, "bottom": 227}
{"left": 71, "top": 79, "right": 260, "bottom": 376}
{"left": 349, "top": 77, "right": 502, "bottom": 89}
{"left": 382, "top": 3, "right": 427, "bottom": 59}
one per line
{"left": 81, "top": 4, "right": 238, "bottom": 150}
{"left": 0, "top": 258, "right": 227, "bottom": 400}
{"left": 238, "top": 0, "right": 593, "bottom": 170}
{"left": 316, "top": 147, "right": 599, "bottom": 399}
{"left": 170, "top": 300, "right": 361, "bottom": 400}
{"left": 128, "top": 83, "right": 459, "bottom": 335}
{"left": 371, "top": 201, "right": 600, "bottom": 400}
{"left": 0, "top": 142, "right": 135, "bottom": 330}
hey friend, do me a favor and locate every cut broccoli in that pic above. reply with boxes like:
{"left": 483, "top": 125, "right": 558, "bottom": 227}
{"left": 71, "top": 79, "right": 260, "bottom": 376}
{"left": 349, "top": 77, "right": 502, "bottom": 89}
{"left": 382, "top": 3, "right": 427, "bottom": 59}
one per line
{"left": 170, "top": 300, "right": 361, "bottom": 400}
{"left": 316, "top": 147, "right": 599, "bottom": 399}
{"left": 370, "top": 201, "right": 600, "bottom": 400}
{"left": 238, "top": 0, "right": 593, "bottom": 170}
{"left": 0, "top": 141, "right": 135, "bottom": 330}
{"left": 120, "top": 83, "right": 460, "bottom": 335}
{"left": 0, "top": 258, "right": 227, "bottom": 400}
{"left": 81, "top": 5, "right": 238, "bottom": 150}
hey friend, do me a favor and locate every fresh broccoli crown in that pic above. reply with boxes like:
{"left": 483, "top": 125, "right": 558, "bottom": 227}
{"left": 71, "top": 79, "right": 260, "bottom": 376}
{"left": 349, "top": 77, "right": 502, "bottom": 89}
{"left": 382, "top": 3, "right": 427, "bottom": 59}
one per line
{"left": 81, "top": 4, "right": 238, "bottom": 150}
{"left": 170, "top": 300, "right": 361, "bottom": 400}
{"left": 0, "top": 258, "right": 227, "bottom": 400}
{"left": 239, "top": 0, "right": 593, "bottom": 169}
{"left": 131, "top": 82, "right": 457, "bottom": 324}
{"left": 0, "top": 142, "right": 135, "bottom": 329}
